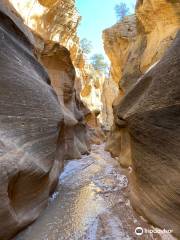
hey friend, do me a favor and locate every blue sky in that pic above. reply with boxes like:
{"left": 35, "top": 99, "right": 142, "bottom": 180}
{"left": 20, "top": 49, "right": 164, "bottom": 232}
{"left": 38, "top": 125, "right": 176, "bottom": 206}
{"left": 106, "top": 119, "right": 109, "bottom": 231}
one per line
{"left": 76, "top": 0, "right": 136, "bottom": 62}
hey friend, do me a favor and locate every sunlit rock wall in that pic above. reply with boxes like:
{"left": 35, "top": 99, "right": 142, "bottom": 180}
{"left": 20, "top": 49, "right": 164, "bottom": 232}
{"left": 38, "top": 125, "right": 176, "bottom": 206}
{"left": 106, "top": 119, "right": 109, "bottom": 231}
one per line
{"left": 103, "top": 0, "right": 180, "bottom": 92}
{"left": 101, "top": 77, "right": 119, "bottom": 131}
{"left": 9, "top": 0, "right": 80, "bottom": 45}
{"left": 103, "top": 15, "right": 137, "bottom": 87}
{"left": 103, "top": 0, "right": 180, "bottom": 163}
{"left": 76, "top": 63, "right": 106, "bottom": 143}
{"left": 103, "top": 0, "right": 180, "bottom": 236}
{"left": 10, "top": 0, "right": 115, "bottom": 131}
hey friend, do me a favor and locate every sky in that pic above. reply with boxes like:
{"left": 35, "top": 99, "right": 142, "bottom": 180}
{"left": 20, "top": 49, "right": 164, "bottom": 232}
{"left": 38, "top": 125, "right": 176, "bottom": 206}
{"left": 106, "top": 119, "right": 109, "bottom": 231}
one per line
{"left": 76, "top": 0, "right": 136, "bottom": 62}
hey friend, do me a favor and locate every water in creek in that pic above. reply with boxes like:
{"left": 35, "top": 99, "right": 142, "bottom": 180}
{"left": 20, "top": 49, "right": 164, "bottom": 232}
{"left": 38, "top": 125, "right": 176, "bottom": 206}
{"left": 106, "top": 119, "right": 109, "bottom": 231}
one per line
{"left": 14, "top": 144, "right": 175, "bottom": 240}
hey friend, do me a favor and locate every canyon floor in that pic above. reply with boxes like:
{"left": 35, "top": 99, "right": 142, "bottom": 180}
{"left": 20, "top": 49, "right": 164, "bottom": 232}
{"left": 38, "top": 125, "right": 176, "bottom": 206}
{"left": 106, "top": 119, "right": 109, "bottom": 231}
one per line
{"left": 14, "top": 144, "right": 175, "bottom": 240}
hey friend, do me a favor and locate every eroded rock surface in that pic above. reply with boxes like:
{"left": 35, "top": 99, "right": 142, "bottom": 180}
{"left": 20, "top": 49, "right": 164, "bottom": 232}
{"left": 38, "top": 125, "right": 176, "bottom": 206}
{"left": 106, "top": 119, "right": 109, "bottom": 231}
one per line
{"left": 10, "top": 0, "right": 115, "bottom": 131}
{"left": 0, "top": 2, "right": 62, "bottom": 239}
{"left": 103, "top": 0, "right": 180, "bottom": 237}
{"left": 10, "top": 0, "right": 79, "bottom": 45}
{"left": 40, "top": 41, "right": 90, "bottom": 159}
{"left": 104, "top": 0, "right": 180, "bottom": 168}
{"left": 0, "top": 1, "right": 90, "bottom": 239}
{"left": 103, "top": 15, "right": 137, "bottom": 87}
{"left": 101, "top": 77, "right": 119, "bottom": 131}
{"left": 103, "top": 0, "right": 180, "bottom": 92}
{"left": 118, "top": 31, "right": 180, "bottom": 237}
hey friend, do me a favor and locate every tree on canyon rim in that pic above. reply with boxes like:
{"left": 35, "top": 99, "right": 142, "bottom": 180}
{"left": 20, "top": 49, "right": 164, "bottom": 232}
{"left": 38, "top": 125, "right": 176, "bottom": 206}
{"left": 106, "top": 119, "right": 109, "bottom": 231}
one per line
{"left": 90, "top": 54, "right": 108, "bottom": 73}
{"left": 115, "top": 2, "right": 129, "bottom": 21}
{"left": 80, "top": 38, "right": 93, "bottom": 55}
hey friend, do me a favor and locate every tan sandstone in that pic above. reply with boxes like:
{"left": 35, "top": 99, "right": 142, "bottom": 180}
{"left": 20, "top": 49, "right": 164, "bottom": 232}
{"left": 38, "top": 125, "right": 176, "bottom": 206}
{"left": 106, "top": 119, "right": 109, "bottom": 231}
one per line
{"left": 103, "top": 0, "right": 180, "bottom": 237}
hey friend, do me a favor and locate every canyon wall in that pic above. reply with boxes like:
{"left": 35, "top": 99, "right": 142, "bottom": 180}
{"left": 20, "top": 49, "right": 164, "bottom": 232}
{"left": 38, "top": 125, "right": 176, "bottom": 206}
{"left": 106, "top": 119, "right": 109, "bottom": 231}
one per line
{"left": 10, "top": 0, "right": 80, "bottom": 46}
{"left": 103, "top": 0, "right": 180, "bottom": 237}
{"left": 10, "top": 0, "right": 108, "bottom": 144}
{"left": 9, "top": 0, "right": 93, "bottom": 157}
{"left": 10, "top": 0, "right": 110, "bottom": 131}
{"left": 0, "top": 2, "right": 61, "bottom": 239}
{"left": 101, "top": 76, "right": 119, "bottom": 130}
{"left": 103, "top": 0, "right": 180, "bottom": 93}
{"left": 40, "top": 41, "right": 90, "bottom": 159}
{"left": 0, "top": 1, "right": 90, "bottom": 239}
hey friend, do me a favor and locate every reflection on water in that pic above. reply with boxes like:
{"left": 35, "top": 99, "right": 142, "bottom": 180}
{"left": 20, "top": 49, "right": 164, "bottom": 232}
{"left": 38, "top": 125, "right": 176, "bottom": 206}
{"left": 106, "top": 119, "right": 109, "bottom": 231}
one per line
{"left": 14, "top": 145, "right": 175, "bottom": 240}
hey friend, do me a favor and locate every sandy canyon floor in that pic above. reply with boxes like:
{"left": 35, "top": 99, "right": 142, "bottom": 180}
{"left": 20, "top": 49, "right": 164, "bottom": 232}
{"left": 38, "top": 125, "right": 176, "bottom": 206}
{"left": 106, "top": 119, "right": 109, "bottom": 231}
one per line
{"left": 14, "top": 144, "right": 176, "bottom": 240}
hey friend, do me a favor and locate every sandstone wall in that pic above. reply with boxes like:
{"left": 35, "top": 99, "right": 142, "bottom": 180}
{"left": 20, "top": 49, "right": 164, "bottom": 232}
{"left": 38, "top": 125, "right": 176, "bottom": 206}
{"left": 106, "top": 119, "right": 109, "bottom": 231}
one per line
{"left": 9, "top": 0, "right": 79, "bottom": 45}
{"left": 117, "top": 32, "right": 180, "bottom": 237}
{"left": 103, "top": 15, "right": 137, "bottom": 87}
{"left": 103, "top": 0, "right": 180, "bottom": 92}
{"left": 40, "top": 41, "right": 90, "bottom": 159}
{"left": 10, "top": 0, "right": 104, "bottom": 140}
{"left": 103, "top": 0, "right": 180, "bottom": 236}
{"left": 0, "top": 1, "right": 90, "bottom": 239}
{"left": 103, "top": 0, "right": 180, "bottom": 163}
{"left": 10, "top": 0, "right": 114, "bottom": 131}
{"left": 0, "top": 2, "right": 61, "bottom": 239}
{"left": 101, "top": 77, "right": 119, "bottom": 130}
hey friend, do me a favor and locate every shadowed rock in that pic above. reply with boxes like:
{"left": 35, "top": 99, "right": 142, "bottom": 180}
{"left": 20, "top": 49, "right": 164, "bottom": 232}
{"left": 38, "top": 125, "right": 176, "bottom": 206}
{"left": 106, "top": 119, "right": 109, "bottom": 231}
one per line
{"left": 0, "top": 2, "right": 68, "bottom": 239}
{"left": 40, "top": 41, "right": 90, "bottom": 159}
{"left": 104, "top": 1, "right": 180, "bottom": 235}
{"left": 116, "top": 32, "right": 180, "bottom": 237}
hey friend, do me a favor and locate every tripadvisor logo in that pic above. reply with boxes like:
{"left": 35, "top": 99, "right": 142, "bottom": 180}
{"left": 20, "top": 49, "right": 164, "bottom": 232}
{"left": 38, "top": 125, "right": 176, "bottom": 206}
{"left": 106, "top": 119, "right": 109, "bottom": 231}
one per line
{"left": 135, "top": 227, "right": 144, "bottom": 236}
{"left": 135, "top": 226, "right": 173, "bottom": 236}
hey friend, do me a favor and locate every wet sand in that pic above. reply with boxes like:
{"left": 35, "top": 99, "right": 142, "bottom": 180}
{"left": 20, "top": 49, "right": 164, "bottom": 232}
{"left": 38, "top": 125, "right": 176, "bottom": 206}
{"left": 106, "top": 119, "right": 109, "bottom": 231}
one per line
{"left": 14, "top": 144, "right": 176, "bottom": 240}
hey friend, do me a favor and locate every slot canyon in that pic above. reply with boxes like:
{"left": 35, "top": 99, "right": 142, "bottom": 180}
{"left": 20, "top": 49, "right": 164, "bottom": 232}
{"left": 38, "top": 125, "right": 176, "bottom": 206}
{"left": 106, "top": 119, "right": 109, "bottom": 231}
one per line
{"left": 0, "top": 0, "right": 179, "bottom": 239}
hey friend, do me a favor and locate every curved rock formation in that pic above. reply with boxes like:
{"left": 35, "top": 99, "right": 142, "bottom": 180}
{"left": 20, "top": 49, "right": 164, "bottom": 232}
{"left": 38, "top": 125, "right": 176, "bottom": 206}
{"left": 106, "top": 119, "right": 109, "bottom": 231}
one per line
{"left": 103, "top": 0, "right": 180, "bottom": 237}
{"left": 40, "top": 41, "right": 90, "bottom": 159}
{"left": 10, "top": 0, "right": 113, "bottom": 132}
{"left": 0, "top": 1, "right": 91, "bottom": 239}
{"left": 118, "top": 32, "right": 180, "bottom": 237}
{"left": 0, "top": 2, "right": 62, "bottom": 239}
{"left": 103, "top": 15, "right": 137, "bottom": 87}
{"left": 103, "top": 0, "right": 180, "bottom": 162}
{"left": 103, "top": 0, "right": 180, "bottom": 92}
{"left": 38, "top": 0, "right": 57, "bottom": 7}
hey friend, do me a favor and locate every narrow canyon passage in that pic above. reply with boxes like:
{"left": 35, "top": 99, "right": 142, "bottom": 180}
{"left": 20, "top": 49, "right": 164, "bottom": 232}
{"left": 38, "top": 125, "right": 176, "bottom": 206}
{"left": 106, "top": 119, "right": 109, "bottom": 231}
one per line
{"left": 0, "top": 1, "right": 179, "bottom": 239}
{"left": 14, "top": 145, "right": 172, "bottom": 240}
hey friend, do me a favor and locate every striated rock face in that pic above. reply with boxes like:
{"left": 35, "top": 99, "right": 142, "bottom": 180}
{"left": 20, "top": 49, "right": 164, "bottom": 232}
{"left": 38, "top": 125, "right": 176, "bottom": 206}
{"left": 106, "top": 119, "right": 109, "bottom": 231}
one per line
{"left": 136, "top": 0, "right": 180, "bottom": 73}
{"left": 10, "top": 0, "right": 95, "bottom": 150}
{"left": 103, "top": 0, "right": 180, "bottom": 92}
{"left": 10, "top": 0, "right": 111, "bottom": 133}
{"left": 9, "top": 0, "right": 81, "bottom": 88}
{"left": 103, "top": 15, "right": 137, "bottom": 87}
{"left": 118, "top": 32, "right": 180, "bottom": 237}
{"left": 0, "top": 1, "right": 90, "bottom": 239}
{"left": 103, "top": 0, "right": 180, "bottom": 236}
{"left": 79, "top": 68, "right": 104, "bottom": 115}
{"left": 103, "top": 0, "right": 180, "bottom": 163}
{"left": 40, "top": 41, "right": 90, "bottom": 159}
{"left": 75, "top": 56, "right": 119, "bottom": 131}
{"left": 0, "top": 2, "right": 62, "bottom": 239}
